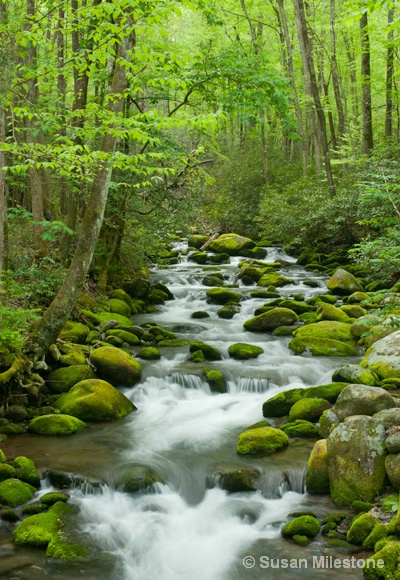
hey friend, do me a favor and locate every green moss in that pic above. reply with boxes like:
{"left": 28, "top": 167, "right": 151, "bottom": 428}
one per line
{"left": 331, "top": 364, "right": 376, "bottom": 386}
{"left": 237, "top": 426, "right": 289, "bottom": 455}
{"left": 116, "top": 466, "right": 163, "bottom": 493}
{"left": 289, "top": 337, "right": 359, "bottom": 357}
{"left": 188, "top": 234, "right": 208, "bottom": 248}
{"left": 258, "top": 272, "right": 294, "bottom": 287}
{"left": 228, "top": 343, "right": 264, "bottom": 360}
{"left": 0, "top": 463, "right": 16, "bottom": 482}
{"left": 11, "top": 456, "right": 40, "bottom": 487}
{"left": 362, "top": 523, "right": 388, "bottom": 551}
{"left": 83, "top": 310, "right": 132, "bottom": 327}
{"left": 292, "top": 320, "right": 354, "bottom": 341}
{"left": 202, "top": 368, "right": 227, "bottom": 393}
{"left": 327, "top": 269, "right": 364, "bottom": 295}
{"left": 381, "top": 493, "right": 399, "bottom": 513}
{"left": 157, "top": 338, "right": 191, "bottom": 347}
{"left": 209, "top": 233, "right": 255, "bottom": 256}
{"left": 281, "top": 515, "right": 320, "bottom": 538}
{"left": 0, "top": 449, "right": 6, "bottom": 463}
{"left": 217, "top": 303, "right": 241, "bottom": 319}
{"left": 59, "top": 321, "right": 90, "bottom": 344}
{"left": 0, "top": 424, "right": 26, "bottom": 435}
{"left": 29, "top": 414, "right": 86, "bottom": 435}
{"left": 280, "top": 420, "right": 319, "bottom": 437}
{"left": 278, "top": 299, "right": 315, "bottom": 314}
{"left": 316, "top": 303, "right": 351, "bottom": 323}
{"left": 351, "top": 500, "right": 375, "bottom": 513}
{"left": 244, "top": 308, "right": 298, "bottom": 332}
{"left": 46, "top": 365, "right": 96, "bottom": 394}
{"left": 189, "top": 342, "right": 222, "bottom": 361}
{"left": 0, "top": 479, "right": 35, "bottom": 507}
{"left": 214, "top": 467, "right": 260, "bottom": 493}
{"left": 14, "top": 511, "right": 60, "bottom": 548}
{"left": 305, "top": 440, "right": 330, "bottom": 494}
{"left": 108, "top": 298, "right": 131, "bottom": 318}
{"left": 288, "top": 398, "right": 331, "bottom": 422}
{"left": 58, "top": 344, "right": 87, "bottom": 366}
{"left": 363, "top": 541, "right": 400, "bottom": 580}
{"left": 55, "top": 379, "right": 136, "bottom": 421}
{"left": 21, "top": 503, "right": 47, "bottom": 515}
{"left": 136, "top": 347, "right": 161, "bottom": 360}
{"left": 40, "top": 492, "right": 69, "bottom": 506}
{"left": 190, "top": 349, "right": 205, "bottom": 363}
{"left": 322, "top": 512, "right": 347, "bottom": 526}
{"left": 206, "top": 288, "right": 241, "bottom": 304}
{"left": 105, "top": 329, "right": 140, "bottom": 346}
{"left": 90, "top": 346, "right": 142, "bottom": 386}
{"left": 46, "top": 533, "right": 89, "bottom": 560}
{"left": 292, "top": 535, "right": 309, "bottom": 546}
{"left": 262, "top": 388, "right": 304, "bottom": 417}
{"left": 347, "top": 513, "right": 378, "bottom": 545}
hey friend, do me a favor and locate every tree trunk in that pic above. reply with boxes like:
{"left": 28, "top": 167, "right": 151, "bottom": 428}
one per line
{"left": 330, "top": 0, "right": 346, "bottom": 141}
{"left": 385, "top": 7, "right": 394, "bottom": 139}
{"left": 293, "top": 0, "right": 335, "bottom": 192}
{"left": 276, "top": 0, "right": 308, "bottom": 174}
{"left": 27, "top": 29, "right": 134, "bottom": 358}
{"left": 0, "top": 108, "right": 6, "bottom": 319}
{"left": 360, "top": 11, "right": 373, "bottom": 154}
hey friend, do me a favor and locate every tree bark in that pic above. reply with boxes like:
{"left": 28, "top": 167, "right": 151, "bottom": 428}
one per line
{"left": 293, "top": 0, "right": 335, "bottom": 192}
{"left": 385, "top": 7, "right": 394, "bottom": 139}
{"left": 330, "top": 0, "right": 346, "bottom": 141}
{"left": 360, "top": 11, "right": 373, "bottom": 154}
{"left": 27, "top": 28, "right": 134, "bottom": 358}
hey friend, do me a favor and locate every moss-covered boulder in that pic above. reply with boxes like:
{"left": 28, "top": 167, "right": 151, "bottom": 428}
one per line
{"left": 291, "top": 320, "right": 355, "bottom": 342}
{"left": 46, "top": 533, "right": 89, "bottom": 560}
{"left": 108, "top": 298, "right": 131, "bottom": 318}
{"left": 0, "top": 463, "right": 16, "bottom": 482}
{"left": 188, "top": 234, "right": 209, "bottom": 249}
{"left": 280, "top": 420, "right": 319, "bottom": 438}
{"left": 316, "top": 303, "right": 352, "bottom": 323}
{"left": 217, "top": 303, "right": 241, "bottom": 319}
{"left": 188, "top": 251, "right": 208, "bottom": 264}
{"left": 363, "top": 541, "right": 400, "bottom": 580}
{"left": 289, "top": 398, "right": 331, "bottom": 422}
{"left": 279, "top": 299, "right": 314, "bottom": 314}
{"left": 83, "top": 310, "right": 132, "bottom": 328}
{"left": 206, "top": 288, "right": 241, "bottom": 305}
{"left": 289, "top": 337, "right": 359, "bottom": 357}
{"left": 90, "top": 346, "right": 142, "bottom": 386}
{"left": 340, "top": 304, "right": 366, "bottom": 319}
{"left": 331, "top": 364, "right": 377, "bottom": 386}
{"left": 202, "top": 367, "right": 227, "bottom": 393}
{"left": 189, "top": 341, "right": 222, "bottom": 361}
{"left": 116, "top": 466, "right": 163, "bottom": 493}
{"left": 54, "top": 379, "right": 136, "bottom": 421}
{"left": 326, "top": 269, "right": 364, "bottom": 295}
{"left": 209, "top": 233, "right": 255, "bottom": 256}
{"left": 105, "top": 330, "right": 140, "bottom": 348}
{"left": 237, "top": 426, "right": 289, "bottom": 455}
{"left": 136, "top": 347, "right": 161, "bottom": 360}
{"left": 361, "top": 330, "right": 400, "bottom": 380}
{"left": 281, "top": 515, "right": 320, "bottom": 539}
{"left": 213, "top": 467, "right": 260, "bottom": 493}
{"left": 347, "top": 512, "right": 379, "bottom": 545}
{"left": 58, "top": 344, "right": 87, "bottom": 366}
{"left": 29, "top": 414, "right": 86, "bottom": 436}
{"left": 202, "top": 275, "right": 225, "bottom": 287}
{"left": 59, "top": 321, "right": 90, "bottom": 344}
{"left": 258, "top": 272, "right": 294, "bottom": 287}
{"left": 46, "top": 365, "right": 96, "bottom": 394}
{"left": 262, "top": 388, "right": 304, "bottom": 417}
{"left": 123, "top": 275, "right": 151, "bottom": 299}
{"left": 191, "top": 311, "right": 210, "bottom": 319}
{"left": 228, "top": 343, "right": 264, "bottom": 360}
{"left": 0, "top": 479, "right": 36, "bottom": 506}
{"left": 385, "top": 454, "right": 400, "bottom": 490}
{"left": 374, "top": 408, "right": 400, "bottom": 429}
{"left": 11, "top": 456, "right": 40, "bottom": 487}
{"left": 334, "top": 384, "right": 396, "bottom": 421}
{"left": 306, "top": 440, "right": 329, "bottom": 493}
{"left": 14, "top": 511, "right": 59, "bottom": 548}
{"left": 110, "top": 288, "right": 134, "bottom": 310}
{"left": 327, "top": 417, "right": 387, "bottom": 505}
{"left": 244, "top": 308, "right": 298, "bottom": 332}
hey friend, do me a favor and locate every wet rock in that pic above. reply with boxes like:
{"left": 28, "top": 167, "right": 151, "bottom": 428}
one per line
{"left": 326, "top": 268, "right": 364, "bottom": 295}
{"left": 237, "top": 426, "right": 289, "bottom": 455}
{"left": 347, "top": 512, "right": 379, "bottom": 545}
{"left": 54, "top": 379, "right": 136, "bottom": 421}
{"left": 105, "top": 329, "right": 141, "bottom": 346}
{"left": 281, "top": 420, "right": 319, "bottom": 438}
{"left": 202, "top": 368, "right": 227, "bottom": 393}
{"left": 189, "top": 341, "right": 222, "bottom": 361}
{"left": 46, "top": 365, "right": 96, "bottom": 394}
{"left": 363, "top": 541, "right": 400, "bottom": 579}
{"left": 109, "top": 298, "right": 131, "bottom": 318}
{"left": 289, "top": 398, "right": 331, "bottom": 422}
{"left": 331, "top": 364, "right": 377, "bottom": 386}
{"left": 116, "top": 466, "right": 163, "bottom": 493}
{"left": 316, "top": 303, "right": 352, "bottom": 323}
{"left": 217, "top": 303, "right": 240, "bottom": 319}
{"left": 385, "top": 454, "right": 400, "bottom": 490}
{"left": 29, "top": 414, "right": 87, "bottom": 436}
{"left": 59, "top": 321, "right": 90, "bottom": 344}
{"left": 334, "top": 385, "right": 396, "bottom": 421}
{"left": 257, "top": 272, "right": 294, "bottom": 287}
{"left": 136, "top": 347, "right": 161, "bottom": 360}
{"left": 374, "top": 408, "right": 400, "bottom": 428}
{"left": 0, "top": 479, "right": 36, "bottom": 507}
{"left": 326, "top": 417, "right": 387, "bottom": 505}
{"left": 306, "top": 440, "right": 329, "bottom": 494}
{"left": 11, "top": 457, "right": 40, "bottom": 488}
{"left": 212, "top": 467, "right": 260, "bottom": 493}
{"left": 361, "top": 330, "right": 400, "bottom": 380}
{"left": 90, "top": 346, "right": 142, "bottom": 386}
{"left": 244, "top": 308, "right": 298, "bottom": 332}
{"left": 209, "top": 233, "right": 255, "bottom": 256}
{"left": 228, "top": 343, "right": 264, "bottom": 360}
{"left": 206, "top": 288, "right": 241, "bottom": 305}
{"left": 289, "top": 337, "right": 359, "bottom": 357}
{"left": 281, "top": 515, "right": 320, "bottom": 539}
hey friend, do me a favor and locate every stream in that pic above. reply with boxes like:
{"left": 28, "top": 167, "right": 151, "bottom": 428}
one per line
{"left": 0, "top": 244, "right": 368, "bottom": 579}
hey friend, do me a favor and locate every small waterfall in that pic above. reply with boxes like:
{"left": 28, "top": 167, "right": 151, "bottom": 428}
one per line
{"left": 235, "top": 377, "right": 271, "bottom": 394}
{"left": 168, "top": 373, "right": 211, "bottom": 393}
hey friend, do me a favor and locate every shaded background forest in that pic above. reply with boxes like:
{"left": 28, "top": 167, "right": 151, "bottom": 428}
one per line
{"left": 1, "top": 0, "right": 400, "bottom": 348}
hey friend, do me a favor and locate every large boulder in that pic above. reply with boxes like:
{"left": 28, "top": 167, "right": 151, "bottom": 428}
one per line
{"left": 361, "top": 330, "right": 400, "bottom": 380}
{"left": 209, "top": 233, "right": 255, "bottom": 256}
{"left": 123, "top": 276, "right": 150, "bottom": 299}
{"left": 257, "top": 272, "right": 294, "bottom": 287}
{"left": 54, "top": 379, "right": 136, "bottom": 421}
{"left": 90, "top": 346, "right": 142, "bottom": 386}
{"left": 316, "top": 303, "right": 351, "bottom": 323}
{"left": 108, "top": 298, "right": 131, "bottom": 318}
{"left": 326, "top": 269, "right": 364, "bottom": 295}
{"left": 29, "top": 414, "right": 87, "bottom": 436}
{"left": 116, "top": 466, "right": 163, "bottom": 493}
{"left": 59, "top": 321, "right": 90, "bottom": 344}
{"left": 291, "top": 320, "right": 355, "bottom": 342}
{"left": 46, "top": 365, "right": 96, "bottom": 394}
{"left": 334, "top": 384, "right": 396, "bottom": 421}
{"left": 288, "top": 398, "right": 331, "bottom": 422}
{"left": 244, "top": 308, "right": 298, "bottom": 332}
{"left": 206, "top": 288, "right": 241, "bottom": 305}
{"left": 306, "top": 440, "right": 330, "bottom": 493}
{"left": 212, "top": 467, "right": 260, "bottom": 493}
{"left": 385, "top": 454, "right": 400, "bottom": 490}
{"left": 289, "top": 321, "right": 359, "bottom": 357}
{"left": 281, "top": 515, "right": 320, "bottom": 539}
{"left": 326, "top": 417, "right": 387, "bottom": 505}
{"left": 331, "top": 364, "right": 377, "bottom": 386}
{"left": 237, "top": 426, "right": 289, "bottom": 455}
{"left": 262, "top": 383, "right": 348, "bottom": 417}
{"left": 0, "top": 479, "right": 36, "bottom": 507}
{"left": 228, "top": 343, "right": 264, "bottom": 360}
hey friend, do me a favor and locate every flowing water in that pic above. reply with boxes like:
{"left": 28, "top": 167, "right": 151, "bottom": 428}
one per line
{"left": 1, "top": 244, "right": 367, "bottom": 579}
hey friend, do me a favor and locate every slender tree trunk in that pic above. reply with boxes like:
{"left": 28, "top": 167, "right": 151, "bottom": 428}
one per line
{"left": 293, "top": 0, "right": 335, "bottom": 192}
{"left": 276, "top": 0, "right": 308, "bottom": 174}
{"left": 0, "top": 108, "right": 6, "bottom": 318}
{"left": 360, "top": 11, "right": 373, "bottom": 154}
{"left": 27, "top": 29, "right": 135, "bottom": 358}
{"left": 385, "top": 7, "right": 394, "bottom": 139}
{"left": 330, "top": 0, "right": 345, "bottom": 141}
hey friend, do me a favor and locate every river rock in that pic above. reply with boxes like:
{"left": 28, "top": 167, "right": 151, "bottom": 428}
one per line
{"left": 385, "top": 454, "right": 400, "bottom": 489}
{"left": 316, "top": 303, "right": 351, "bottom": 323}
{"left": 109, "top": 288, "right": 135, "bottom": 311}
{"left": 281, "top": 515, "right": 320, "bottom": 538}
{"left": 289, "top": 398, "right": 331, "bottom": 422}
{"left": 334, "top": 385, "right": 397, "bottom": 421}
{"left": 244, "top": 308, "right": 298, "bottom": 332}
{"left": 189, "top": 341, "right": 222, "bottom": 361}
{"left": 228, "top": 343, "right": 264, "bottom": 360}
{"left": 262, "top": 383, "right": 347, "bottom": 418}
{"left": 58, "top": 321, "right": 90, "bottom": 344}
{"left": 306, "top": 440, "right": 329, "bottom": 493}
{"left": 326, "top": 269, "right": 364, "bottom": 295}
{"left": 0, "top": 479, "right": 36, "bottom": 507}
{"left": 46, "top": 365, "right": 97, "bottom": 394}
{"left": 188, "top": 234, "right": 209, "bottom": 249}
{"left": 347, "top": 512, "right": 379, "bottom": 545}
{"left": 209, "top": 233, "right": 255, "bottom": 256}
{"left": 206, "top": 288, "right": 241, "bottom": 304}
{"left": 331, "top": 364, "right": 377, "bottom": 386}
{"left": 217, "top": 303, "right": 241, "bottom": 319}
{"left": 11, "top": 457, "right": 40, "bottom": 488}
{"left": 319, "top": 408, "right": 340, "bottom": 438}
{"left": 237, "top": 426, "right": 289, "bottom": 455}
{"left": 54, "top": 379, "right": 136, "bottom": 421}
{"left": 116, "top": 466, "right": 163, "bottom": 493}
{"left": 361, "top": 330, "right": 400, "bottom": 380}
{"left": 280, "top": 420, "right": 319, "bottom": 437}
{"left": 90, "top": 346, "right": 142, "bottom": 386}
{"left": 202, "top": 368, "right": 227, "bottom": 393}
{"left": 385, "top": 432, "right": 400, "bottom": 454}
{"left": 289, "top": 337, "right": 359, "bottom": 357}
{"left": 257, "top": 272, "right": 294, "bottom": 287}
{"left": 109, "top": 298, "right": 131, "bottom": 318}
{"left": 363, "top": 542, "right": 400, "bottom": 580}
{"left": 212, "top": 467, "right": 260, "bottom": 493}
{"left": 340, "top": 304, "right": 366, "bottom": 319}
{"left": 373, "top": 408, "right": 400, "bottom": 428}
{"left": 123, "top": 276, "right": 151, "bottom": 299}
{"left": 29, "top": 414, "right": 87, "bottom": 436}
{"left": 326, "top": 417, "right": 387, "bottom": 505}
